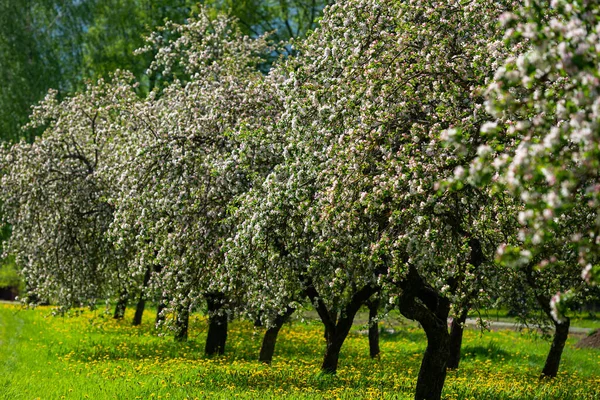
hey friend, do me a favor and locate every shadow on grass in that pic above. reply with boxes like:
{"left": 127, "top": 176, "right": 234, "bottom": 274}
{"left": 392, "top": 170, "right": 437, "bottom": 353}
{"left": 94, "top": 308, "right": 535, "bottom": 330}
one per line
{"left": 376, "top": 327, "right": 425, "bottom": 343}
{"left": 67, "top": 338, "right": 206, "bottom": 361}
{"left": 460, "top": 340, "right": 515, "bottom": 362}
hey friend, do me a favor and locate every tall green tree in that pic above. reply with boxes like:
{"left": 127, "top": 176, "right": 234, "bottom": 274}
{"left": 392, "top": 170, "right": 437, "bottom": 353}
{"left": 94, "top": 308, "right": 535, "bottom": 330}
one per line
{"left": 81, "top": 0, "right": 197, "bottom": 94}
{"left": 0, "top": 0, "right": 90, "bottom": 142}
{"left": 0, "top": 0, "right": 331, "bottom": 143}
{"left": 203, "top": 0, "right": 332, "bottom": 42}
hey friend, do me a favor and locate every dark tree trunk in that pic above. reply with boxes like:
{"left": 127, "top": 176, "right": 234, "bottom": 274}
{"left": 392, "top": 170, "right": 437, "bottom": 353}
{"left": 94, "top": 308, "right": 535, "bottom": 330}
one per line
{"left": 445, "top": 238, "right": 484, "bottom": 371}
{"left": 322, "top": 327, "right": 349, "bottom": 374}
{"left": 417, "top": 320, "right": 450, "bottom": 400}
{"left": 259, "top": 306, "right": 295, "bottom": 364}
{"left": 522, "top": 262, "right": 571, "bottom": 379}
{"left": 205, "top": 293, "right": 228, "bottom": 356}
{"left": 132, "top": 266, "right": 152, "bottom": 326}
{"left": 397, "top": 265, "right": 451, "bottom": 400}
{"left": 303, "top": 280, "right": 379, "bottom": 374}
{"left": 322, "top": 304, "right": 366, "bottom": 374}
{"left": 447, "top": 309, "right": 468, "bottom": 370}
{"left": 368, "top": 298, "right": 380, "bottom": 358}
{"left": 113, "top": 291, "right": 128, "bottom": 319}
{"left": 541, "top": 318, "right": 570, "bottom": 378}
{"left": 174, "top": 305, "right": 189, "bottom": 342}
{"left": 153, "top": 265, "right": 166, "bottom": 326}
{"left": 205, "top": 314, "right": 227, "bottom": 355}
{"left": 132, "top": 295, "right": 146, "bottom": 326}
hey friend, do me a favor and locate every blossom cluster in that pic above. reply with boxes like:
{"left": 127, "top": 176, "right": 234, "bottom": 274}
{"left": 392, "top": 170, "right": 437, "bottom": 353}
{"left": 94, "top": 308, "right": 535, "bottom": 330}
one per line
{"left": 459, "top": 0, "right": 600, "bottom": 288}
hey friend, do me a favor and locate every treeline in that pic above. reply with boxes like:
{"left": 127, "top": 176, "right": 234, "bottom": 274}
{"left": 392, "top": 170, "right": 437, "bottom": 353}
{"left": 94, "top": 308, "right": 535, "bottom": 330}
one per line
{"left": 1, "top": 2, "right": 599, "bottom": 400}
{"left": 0, "top": 0, "right": 331, "bottom": 143}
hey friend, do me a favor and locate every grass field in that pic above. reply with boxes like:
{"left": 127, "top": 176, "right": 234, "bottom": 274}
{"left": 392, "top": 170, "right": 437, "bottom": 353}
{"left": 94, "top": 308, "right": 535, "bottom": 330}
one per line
{"left": 467, "top": 308, "right": 600, "bottom": 331}
{"left": 1, "top": 303, "right": 599, "bottom": 400}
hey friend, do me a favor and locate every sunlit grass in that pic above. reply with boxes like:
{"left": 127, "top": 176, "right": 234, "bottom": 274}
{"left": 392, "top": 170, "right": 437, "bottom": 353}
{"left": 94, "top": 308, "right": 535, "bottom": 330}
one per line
{"left": 0, "top": 304, "right": 599, "bottom": 399}
{"left": 467, "top": 308, "right": 600, "bottom": 330}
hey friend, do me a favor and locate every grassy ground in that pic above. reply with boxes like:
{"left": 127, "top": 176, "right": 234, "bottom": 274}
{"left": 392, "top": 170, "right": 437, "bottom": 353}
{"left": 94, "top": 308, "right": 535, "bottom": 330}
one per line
{"left": 467, "top": 308, "right": 600, "bottom": 330}
{"left": 1, "top": 304, "right": 599, "bottom": 400}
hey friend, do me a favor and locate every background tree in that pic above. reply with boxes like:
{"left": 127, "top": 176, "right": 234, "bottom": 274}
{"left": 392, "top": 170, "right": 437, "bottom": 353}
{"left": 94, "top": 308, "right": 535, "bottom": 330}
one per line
{"left": 105, "top": 8, "right": 281, "bottom": 350}
{"left": 0, "top": 73, "right": 140, "bottom": 309}
{"left": 0, "top": 0, "right": 331, "bottom": 145}
{"left": 81, "top": 0, "right": 197, "bottom": 94}
{"left": 203, "top": 0, "right": 332, "bottom": 43}
{"left": 487, "top": 194, "right": 599, "bottom": 378}
{"left": 0, "top": 0, "right": 90, "bottom": 143}
{"left": 498, "top": 256, "right": 595, "bottom": 378}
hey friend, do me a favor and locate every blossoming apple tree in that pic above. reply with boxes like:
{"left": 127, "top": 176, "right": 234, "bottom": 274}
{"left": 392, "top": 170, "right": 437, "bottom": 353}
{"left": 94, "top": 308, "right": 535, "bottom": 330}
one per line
{"left": 228, "top": 2, "right": 516, "bottom": 399}
{"left": 0, "top": 74, "right": 140, "bottom": 310}
{"left": 475, "top": 0, "right": 600, "bottom": 285}
{"left": 450, "top": 0, "right": 600, "bottom": 378}
{"left": 104, "top": 9, "right": 283, "bottom": 351}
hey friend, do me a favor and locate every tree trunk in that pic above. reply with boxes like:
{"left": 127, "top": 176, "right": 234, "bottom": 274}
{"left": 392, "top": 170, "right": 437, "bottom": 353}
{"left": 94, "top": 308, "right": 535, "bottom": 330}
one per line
{"left": 322, "top": 318, "right": 354, "bottom": 374}
{"left": 318, "top": 288, "right": 378, "bottom": 374}
{"left": 396, "top": 265, "right": 451, "bottom": 400}
{"left": 132, "top": 295, "right": 146, "bottom": 326}
{"left": 416, "top": 320, "right": 451, "bottom": 400}
{"left": 152, "top": 265, "right": 166, "bottom": 326}
{"left": 259, "top": 306, "right": 295, "bottom": 364}
{"left": 522, "top": 262, "right": 571, "bottom": 379}
{"left": 132, "top": 266, "right": 152, "bottom": 326}
{"left": 113, "top": 291, "right": 128, "bottom": 319}
{"left": 254, "top": 313, "right": 263, "bottom": 328}
{"left": 301, "top": 275, "right": 379, "bottom": 374}
{"left": 541, "top": 318, "right": 570, "bottom": 378}
{"left": 447, "top": 310, "right": 468, "bottom": 370}
{"left": 368, "top": 298, "right": 380, "bottom": 358}
{"left": 174, "top": 305, "right": 189, "bottom": 342}
{"left": 205, "top": 293, "right": 228, "bottom": 356}
{"left": 205, "top": 313, "right": 227, "bottom": 355}
{"left": 444, "top": 238, "right": 484, "bottom": 370}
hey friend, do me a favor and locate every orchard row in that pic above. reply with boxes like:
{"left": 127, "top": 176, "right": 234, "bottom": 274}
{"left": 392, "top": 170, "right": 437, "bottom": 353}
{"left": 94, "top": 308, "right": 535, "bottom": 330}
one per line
{"left": 1, "top": 1, "right": 599, "bottom": 399}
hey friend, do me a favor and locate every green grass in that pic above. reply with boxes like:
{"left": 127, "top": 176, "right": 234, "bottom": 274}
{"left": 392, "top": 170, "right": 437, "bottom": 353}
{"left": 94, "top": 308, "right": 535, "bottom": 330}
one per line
{"left": 1, "top": 304, "right": 599, "bottom": 399}
{"left": 467, "top": 308, "right": 600, "bottom": 330}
